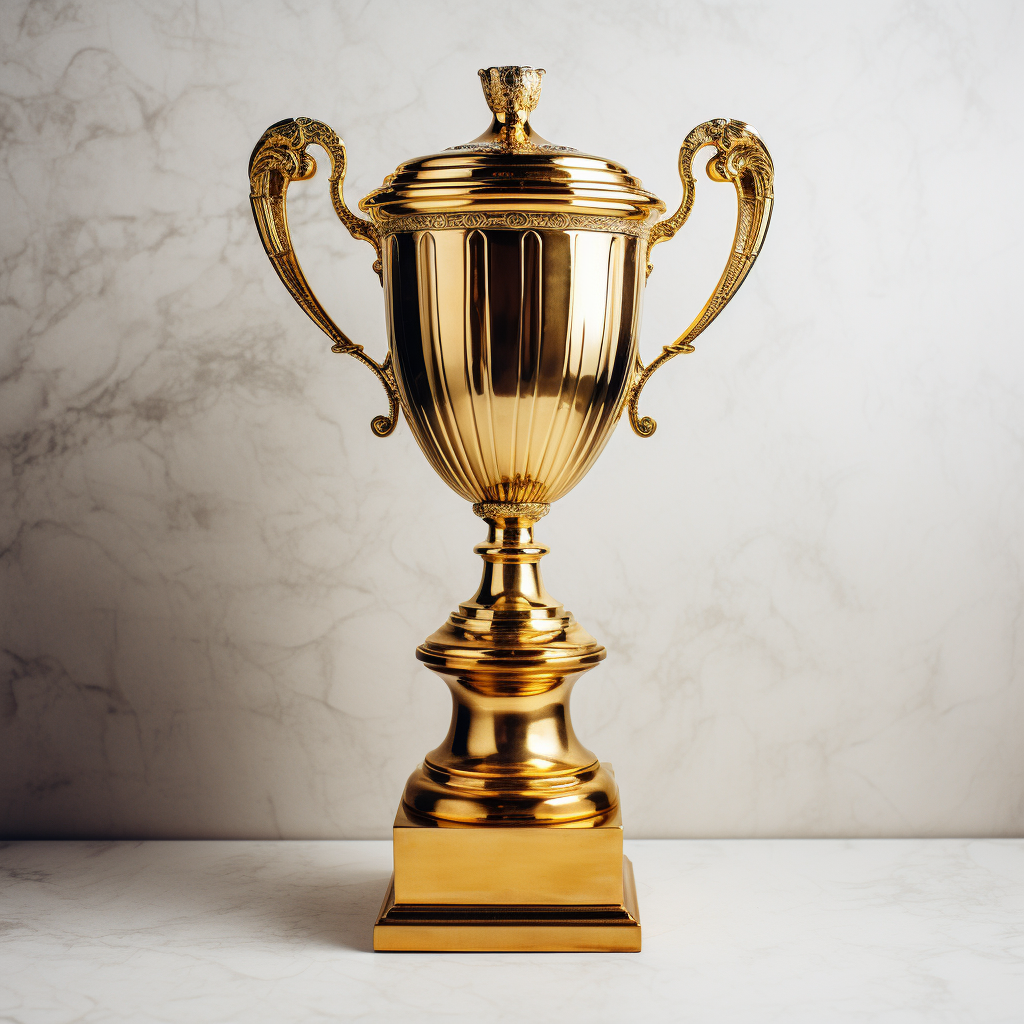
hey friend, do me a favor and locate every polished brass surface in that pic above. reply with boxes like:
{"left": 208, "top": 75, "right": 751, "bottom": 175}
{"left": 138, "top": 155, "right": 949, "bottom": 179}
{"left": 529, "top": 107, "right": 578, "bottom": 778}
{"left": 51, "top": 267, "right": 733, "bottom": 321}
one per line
{"left": 392, "top": 800, "right": 624, "bottom": 905}
{"left": 374, "top": 855, "right": 641, "bottom": 952}
{"left": 248, "top": 65, "right": 774, "bottom": 952}
{"left": 384, "top": 225, "right": 646, "bottom": 502}
{"left": 248, "top": 118, "right": 400, "bottom": 436}
{"left": 404, "top": 503, "right": 618, "bottom": 824}
{"left": 361, "top": 66, "right": 664, "bottom": 224}
{"left": 627, "top": 119, "right": 775, "bottom": 437}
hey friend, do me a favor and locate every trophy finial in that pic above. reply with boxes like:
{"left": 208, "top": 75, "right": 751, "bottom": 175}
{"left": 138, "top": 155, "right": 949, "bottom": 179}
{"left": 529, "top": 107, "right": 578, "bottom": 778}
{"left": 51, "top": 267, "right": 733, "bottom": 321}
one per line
{"left": 478, "top": 66, "right": 545, "bottom": 126}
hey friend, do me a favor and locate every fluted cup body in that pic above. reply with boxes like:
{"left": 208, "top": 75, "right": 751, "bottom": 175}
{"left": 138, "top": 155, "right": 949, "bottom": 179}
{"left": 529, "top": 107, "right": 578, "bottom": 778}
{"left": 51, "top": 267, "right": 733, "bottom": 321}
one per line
{"left": 383, "top": 225, "right": 646, "bottom": 503}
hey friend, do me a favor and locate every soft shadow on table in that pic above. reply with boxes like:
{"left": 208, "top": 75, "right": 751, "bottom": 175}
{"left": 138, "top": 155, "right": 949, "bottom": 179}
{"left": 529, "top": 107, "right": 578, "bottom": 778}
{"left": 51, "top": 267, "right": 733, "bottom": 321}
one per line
{"left": 259, "top": 863, "right": 391, "bottom": 953}
{"left": 28, "top": 843, "right": 393, "bottom": 954}
{"left": 215, "top": 858, "right": 390, "bottom": 953}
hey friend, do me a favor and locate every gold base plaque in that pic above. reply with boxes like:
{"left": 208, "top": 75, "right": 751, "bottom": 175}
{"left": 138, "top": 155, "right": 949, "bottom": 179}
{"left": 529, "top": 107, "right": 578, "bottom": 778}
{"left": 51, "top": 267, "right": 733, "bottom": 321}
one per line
{"left": 375, "top": 782, "right": 641, "bottom": 952}
{"left": 373, "top": 866, "right": 641, "bottom": 953}
{"left": 390, "top": 799, "right": 626, "bottom": 906}
{"left": 248, "top": 65, "right": 773, "bottom": 954}
{"left": 375, "top": 812, "right": 640, "bottom": 952}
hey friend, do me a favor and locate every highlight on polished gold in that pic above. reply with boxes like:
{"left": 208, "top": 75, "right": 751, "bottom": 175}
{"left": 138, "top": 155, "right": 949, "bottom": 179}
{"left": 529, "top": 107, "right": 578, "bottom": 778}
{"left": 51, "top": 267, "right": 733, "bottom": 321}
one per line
{"left": 249, "top": 65, "right": 774, "bottom": 952}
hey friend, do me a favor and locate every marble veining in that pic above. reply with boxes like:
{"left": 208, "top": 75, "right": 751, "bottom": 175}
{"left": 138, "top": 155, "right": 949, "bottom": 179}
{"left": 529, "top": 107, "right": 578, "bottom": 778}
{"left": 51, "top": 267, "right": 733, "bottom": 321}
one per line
{"left": 1, "top": 0, "right": 1023, "bottom": 839}
{"left": 1, "top": 839, "right": 1022, "bottom": 1023}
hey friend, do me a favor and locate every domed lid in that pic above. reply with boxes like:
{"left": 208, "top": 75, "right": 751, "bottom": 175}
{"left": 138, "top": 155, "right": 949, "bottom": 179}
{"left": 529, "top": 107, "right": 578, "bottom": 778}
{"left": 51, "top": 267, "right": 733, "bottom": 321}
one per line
{"left": 360, "top": 67, "right": 666, "bottom": 227}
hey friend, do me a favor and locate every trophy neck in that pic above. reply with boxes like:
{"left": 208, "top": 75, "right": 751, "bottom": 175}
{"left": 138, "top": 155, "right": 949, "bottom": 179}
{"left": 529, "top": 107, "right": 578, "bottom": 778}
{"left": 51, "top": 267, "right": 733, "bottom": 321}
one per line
{"left": 420, "top": 500, "right": 600, "bottom": 673}
{"left": 455, "top": 501, "right": 565, "bottom": 635}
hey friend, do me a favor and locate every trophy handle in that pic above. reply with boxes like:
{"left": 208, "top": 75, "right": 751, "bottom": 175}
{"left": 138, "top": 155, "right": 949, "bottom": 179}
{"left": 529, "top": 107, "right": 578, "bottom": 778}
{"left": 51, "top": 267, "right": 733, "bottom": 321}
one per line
{"left": 627, "top": 119, "right": 774, "bottom": 437}
{"left": 249, "top": 117, "right": 400, "bottom": 437}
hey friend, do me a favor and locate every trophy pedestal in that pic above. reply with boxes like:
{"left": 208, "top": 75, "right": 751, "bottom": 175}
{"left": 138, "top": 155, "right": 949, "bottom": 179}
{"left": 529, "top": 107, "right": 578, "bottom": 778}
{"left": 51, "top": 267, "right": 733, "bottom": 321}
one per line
{"left": 374, "top": 503, "right": 641, "bottom": 952}
{"left": 373, "top": 791, "right": 641, "bottom": 952}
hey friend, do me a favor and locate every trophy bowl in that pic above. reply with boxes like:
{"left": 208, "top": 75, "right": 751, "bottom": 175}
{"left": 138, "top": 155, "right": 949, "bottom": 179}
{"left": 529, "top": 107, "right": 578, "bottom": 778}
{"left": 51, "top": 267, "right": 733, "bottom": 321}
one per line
{"left": 383, "top": 223, "right": 645, "bottom": 504}
{"left": 249, "top": 65, "right": 773, "bottom": 952}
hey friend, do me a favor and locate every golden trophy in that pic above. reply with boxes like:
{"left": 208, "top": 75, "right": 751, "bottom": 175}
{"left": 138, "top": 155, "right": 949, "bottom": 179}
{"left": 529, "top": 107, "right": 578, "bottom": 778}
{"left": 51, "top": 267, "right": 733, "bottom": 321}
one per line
{"left": 249, "top": 66, "right": 773, "bottom": 952}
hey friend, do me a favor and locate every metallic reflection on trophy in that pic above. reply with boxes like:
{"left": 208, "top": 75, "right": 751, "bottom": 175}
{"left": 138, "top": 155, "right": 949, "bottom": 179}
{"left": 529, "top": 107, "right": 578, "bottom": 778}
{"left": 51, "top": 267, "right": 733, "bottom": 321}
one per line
{"left": 249, "top": 66, "right": 773, "bottom": 951}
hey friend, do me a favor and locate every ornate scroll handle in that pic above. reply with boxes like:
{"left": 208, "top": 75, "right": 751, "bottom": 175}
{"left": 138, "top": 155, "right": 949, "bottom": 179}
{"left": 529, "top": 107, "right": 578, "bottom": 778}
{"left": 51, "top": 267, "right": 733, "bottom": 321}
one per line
{"left": 627, "top": 119, "right": 774, "bottom": 437}
{"left": 249, "top": 117, "right": 400, "bottom": 438}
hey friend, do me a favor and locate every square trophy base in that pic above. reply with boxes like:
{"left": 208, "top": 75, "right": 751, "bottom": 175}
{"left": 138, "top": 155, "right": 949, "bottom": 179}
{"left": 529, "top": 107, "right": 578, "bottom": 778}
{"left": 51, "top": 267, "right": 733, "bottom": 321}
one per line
{"left": 373, "top": 772, "right": 641, "bottom": 952}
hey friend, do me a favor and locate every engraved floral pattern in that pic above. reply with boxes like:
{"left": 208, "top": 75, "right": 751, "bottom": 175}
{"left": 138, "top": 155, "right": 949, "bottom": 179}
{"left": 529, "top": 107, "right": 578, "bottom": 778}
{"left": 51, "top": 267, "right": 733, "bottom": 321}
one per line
{"left": 374, "top": 210, "right": 649, "bottom": 238}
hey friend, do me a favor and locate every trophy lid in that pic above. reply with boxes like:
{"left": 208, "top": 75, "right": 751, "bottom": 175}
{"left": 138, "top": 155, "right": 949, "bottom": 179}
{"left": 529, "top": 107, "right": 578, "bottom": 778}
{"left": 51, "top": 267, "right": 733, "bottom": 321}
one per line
{"left": 359, "top": 66, "right": 666, "bottom": 224}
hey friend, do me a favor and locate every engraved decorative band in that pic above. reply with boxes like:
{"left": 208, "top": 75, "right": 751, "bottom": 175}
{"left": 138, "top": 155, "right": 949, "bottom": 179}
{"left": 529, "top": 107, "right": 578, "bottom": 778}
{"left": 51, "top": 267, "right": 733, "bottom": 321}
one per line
{"left": 375, "top": 210, "right": 650, "bottom": 238}
{"left": 472, "top": 501, "right": 551, "bottom": 521}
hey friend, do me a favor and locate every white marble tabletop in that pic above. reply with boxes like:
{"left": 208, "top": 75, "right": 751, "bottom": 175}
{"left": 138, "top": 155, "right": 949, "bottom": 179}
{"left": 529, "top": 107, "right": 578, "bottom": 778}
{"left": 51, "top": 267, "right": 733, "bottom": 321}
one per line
{"left": 1, "top": 839, "right": 1021, "bottom": 1023}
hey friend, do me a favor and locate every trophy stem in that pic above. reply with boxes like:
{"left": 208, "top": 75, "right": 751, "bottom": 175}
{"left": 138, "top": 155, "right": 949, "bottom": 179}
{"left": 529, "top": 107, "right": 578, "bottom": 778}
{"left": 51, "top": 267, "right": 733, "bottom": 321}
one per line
{"left": 401, "top": 502, "right": 620, "bottom": 825}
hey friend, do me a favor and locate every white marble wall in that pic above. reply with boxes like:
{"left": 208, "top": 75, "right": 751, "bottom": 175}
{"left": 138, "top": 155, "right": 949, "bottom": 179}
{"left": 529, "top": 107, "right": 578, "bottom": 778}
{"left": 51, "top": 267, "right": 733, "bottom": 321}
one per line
{"left": 1, "top": 0, "right": 1021, "bottom": 839}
